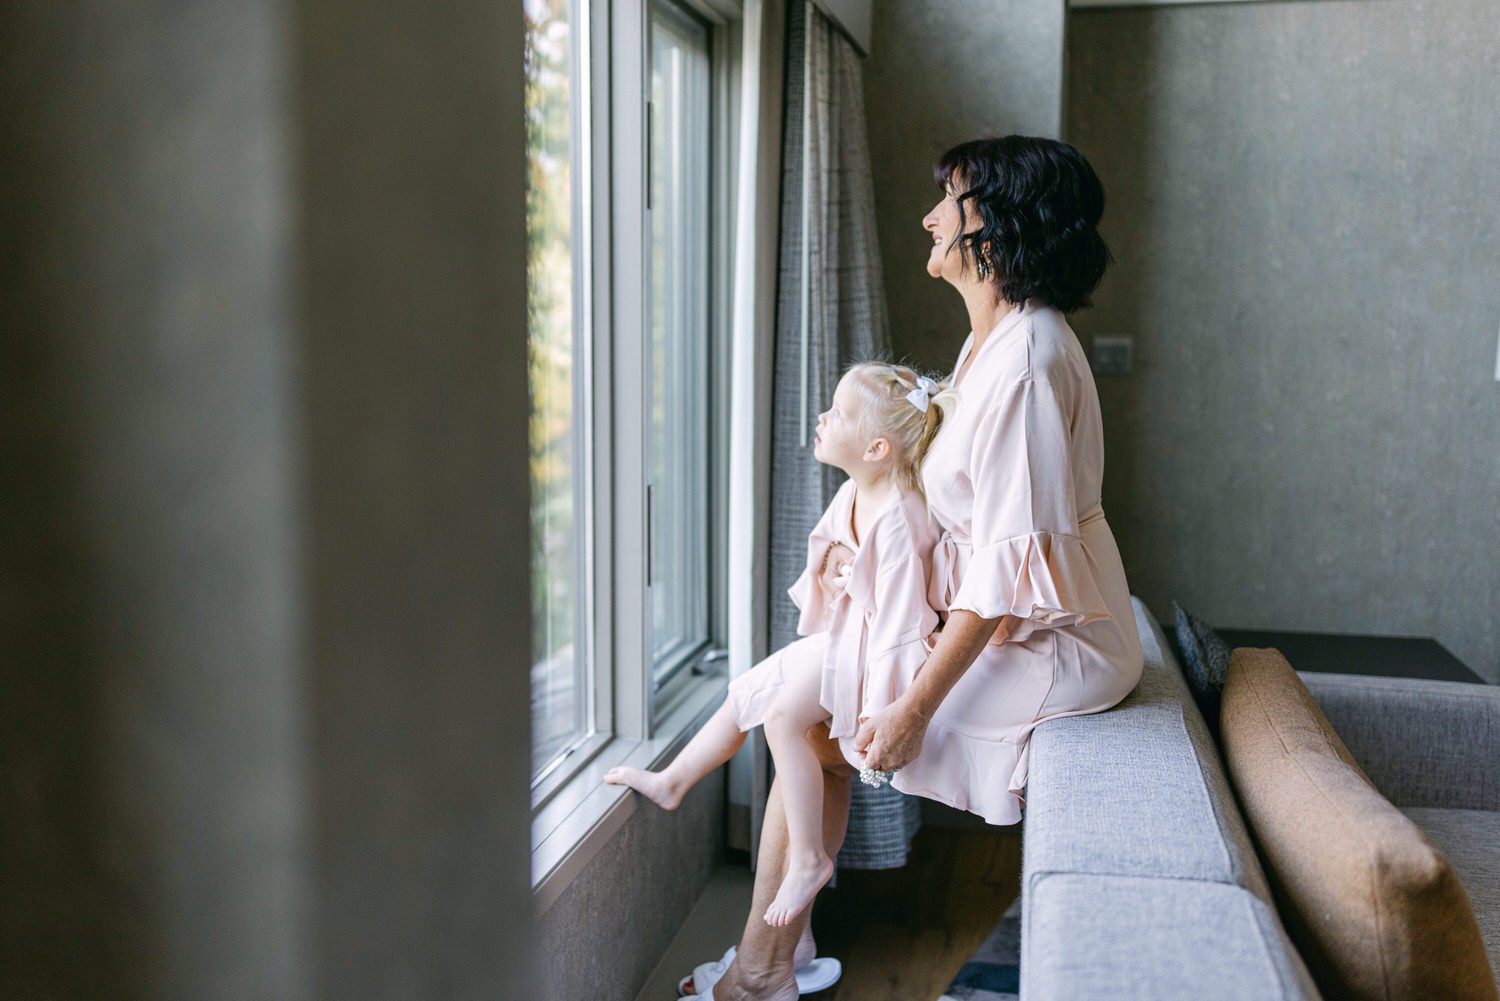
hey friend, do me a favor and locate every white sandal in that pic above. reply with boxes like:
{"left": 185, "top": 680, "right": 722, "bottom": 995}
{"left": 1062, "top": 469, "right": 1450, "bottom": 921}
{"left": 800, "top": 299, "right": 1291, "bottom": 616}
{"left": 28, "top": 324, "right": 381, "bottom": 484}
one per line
{"left": 676, "top": 946, "right": 841, "bottom": 997}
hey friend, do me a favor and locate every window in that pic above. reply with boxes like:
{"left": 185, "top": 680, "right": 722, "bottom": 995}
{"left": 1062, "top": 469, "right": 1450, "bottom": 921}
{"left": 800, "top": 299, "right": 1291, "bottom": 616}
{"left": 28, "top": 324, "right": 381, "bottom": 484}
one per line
{"left": 527, "top": 0, "right": 735, "bottom": 794}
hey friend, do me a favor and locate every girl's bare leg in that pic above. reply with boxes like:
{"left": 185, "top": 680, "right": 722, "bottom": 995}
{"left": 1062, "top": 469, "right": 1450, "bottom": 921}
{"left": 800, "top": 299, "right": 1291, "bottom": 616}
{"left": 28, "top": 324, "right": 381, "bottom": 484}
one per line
{"left": 761, "top": 667, "right": 837, "bottom": 926}
{"left": 603, "top": 702, "right": 745, "bottom": 810}
{"left": 711, "top": 723, "right": 853, "bottom": 1001}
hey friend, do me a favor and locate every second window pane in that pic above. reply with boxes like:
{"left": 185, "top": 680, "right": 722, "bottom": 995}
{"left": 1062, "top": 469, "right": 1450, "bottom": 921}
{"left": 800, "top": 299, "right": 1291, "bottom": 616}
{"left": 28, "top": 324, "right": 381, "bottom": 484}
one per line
{"left": 648, "top": 0, "right": 711, "bottom": 689}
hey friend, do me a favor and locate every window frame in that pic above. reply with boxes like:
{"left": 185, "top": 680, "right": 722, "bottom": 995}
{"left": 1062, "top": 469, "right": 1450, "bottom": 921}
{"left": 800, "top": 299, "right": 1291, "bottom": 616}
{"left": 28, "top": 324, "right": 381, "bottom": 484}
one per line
{"left": 530, "top": 0, "right": 743, "bottom": 910}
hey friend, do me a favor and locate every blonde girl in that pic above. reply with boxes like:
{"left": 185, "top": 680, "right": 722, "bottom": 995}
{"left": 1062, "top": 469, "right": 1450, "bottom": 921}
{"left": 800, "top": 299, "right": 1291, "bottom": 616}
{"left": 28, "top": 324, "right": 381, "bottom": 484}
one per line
{"left": 605, "top": 362, "right": 957, "bottom": 928}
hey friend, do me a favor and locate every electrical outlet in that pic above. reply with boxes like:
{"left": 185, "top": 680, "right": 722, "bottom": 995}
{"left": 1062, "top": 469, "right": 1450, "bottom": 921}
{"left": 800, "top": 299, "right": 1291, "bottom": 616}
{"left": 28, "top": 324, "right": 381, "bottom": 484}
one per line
{"left": 1090, "top": 335, "right": 1134, "bottom": 376}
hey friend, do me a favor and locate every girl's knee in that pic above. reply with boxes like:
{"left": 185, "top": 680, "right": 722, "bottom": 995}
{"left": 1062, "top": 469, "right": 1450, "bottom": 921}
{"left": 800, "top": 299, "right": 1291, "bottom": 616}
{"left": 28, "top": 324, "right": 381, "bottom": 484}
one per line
{"left": 762, "top": 705, "right": 805, "bottom": 743}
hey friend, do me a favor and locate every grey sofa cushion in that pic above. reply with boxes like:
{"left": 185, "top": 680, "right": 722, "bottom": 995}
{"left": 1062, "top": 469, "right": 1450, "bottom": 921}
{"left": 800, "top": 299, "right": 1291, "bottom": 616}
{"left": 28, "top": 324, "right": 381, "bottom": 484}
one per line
{"left": 1022, "top": 599, "right": 1272, "bottom": 903}
{"left": 1021, "top": 872, "right": 1322, "bottom": 1001}
{"left": 1401, "top": 807, "right": 1500, "bottom": 986}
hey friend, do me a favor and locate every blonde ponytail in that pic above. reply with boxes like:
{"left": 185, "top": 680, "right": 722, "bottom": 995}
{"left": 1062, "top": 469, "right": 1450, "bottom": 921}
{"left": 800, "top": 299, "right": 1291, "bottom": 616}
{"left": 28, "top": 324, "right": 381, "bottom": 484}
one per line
{"left": 845, "top": 361, "right": 959, "bottom": 495}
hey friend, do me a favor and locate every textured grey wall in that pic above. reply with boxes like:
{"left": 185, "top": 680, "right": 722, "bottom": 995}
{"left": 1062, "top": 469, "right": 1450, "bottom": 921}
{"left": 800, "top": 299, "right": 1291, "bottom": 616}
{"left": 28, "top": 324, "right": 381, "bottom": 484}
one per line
{"left": 866, "top": 0, "right": 1067, "bottom": 376}
{"left": 1, "top": 1, "right": 536, "bottom": 997}
{"left": 539, "top": 778, "right": 724, "bottom": 1001}
{"left": 1065, "top": 0, "right": 1499, "bottom": 681}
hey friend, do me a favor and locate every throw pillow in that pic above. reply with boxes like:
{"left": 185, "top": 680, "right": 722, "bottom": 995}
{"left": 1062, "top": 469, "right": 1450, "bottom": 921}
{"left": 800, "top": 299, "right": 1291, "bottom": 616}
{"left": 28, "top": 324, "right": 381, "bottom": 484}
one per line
{"left": 1219, "top": 647, "right": 1498, "bottom": 1001}
{"left": 1172, "top": 600, "right": 1231, "bottom": 735}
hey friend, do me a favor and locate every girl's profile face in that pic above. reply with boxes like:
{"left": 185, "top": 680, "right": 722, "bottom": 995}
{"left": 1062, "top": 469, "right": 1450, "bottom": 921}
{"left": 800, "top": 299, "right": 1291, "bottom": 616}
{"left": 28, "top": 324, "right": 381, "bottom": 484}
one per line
{"left": 922, "top": 176, "right": 982, "bottom": 284}
{"left": 812, "top": 374, "right": 869, "bottom": 471}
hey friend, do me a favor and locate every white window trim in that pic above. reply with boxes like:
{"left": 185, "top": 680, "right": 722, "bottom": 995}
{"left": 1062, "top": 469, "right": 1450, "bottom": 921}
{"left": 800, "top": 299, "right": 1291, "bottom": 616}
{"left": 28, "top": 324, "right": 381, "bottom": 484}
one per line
{"left": 530, "top": 0, "right": 747, "bottom": 911}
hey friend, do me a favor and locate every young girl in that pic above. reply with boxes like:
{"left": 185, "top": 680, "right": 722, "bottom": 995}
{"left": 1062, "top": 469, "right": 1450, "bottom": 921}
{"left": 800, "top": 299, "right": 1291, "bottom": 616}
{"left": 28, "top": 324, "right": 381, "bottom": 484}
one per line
{"left": 604, "top": 362, "right": 956, "bottom": 927}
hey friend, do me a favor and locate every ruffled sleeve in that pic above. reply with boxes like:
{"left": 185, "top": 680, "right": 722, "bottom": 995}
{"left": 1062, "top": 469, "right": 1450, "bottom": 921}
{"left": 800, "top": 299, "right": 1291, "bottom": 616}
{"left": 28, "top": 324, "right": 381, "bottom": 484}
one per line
{"left": 787, "top": 480, "right": 855, "bottom": 635}
{"left": 948, "top": 377, "right": 1111, "bottom": 635}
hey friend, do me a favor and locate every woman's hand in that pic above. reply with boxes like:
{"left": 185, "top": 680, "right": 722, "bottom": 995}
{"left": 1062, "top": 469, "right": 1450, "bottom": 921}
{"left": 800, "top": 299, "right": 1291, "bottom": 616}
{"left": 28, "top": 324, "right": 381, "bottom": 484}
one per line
{"left": 852, "top": 697, "right": 930, "bottom": 774}
{"left": 820, "top": 542, "right": 855, "bottom": 597}
{"left": 854, "top": 611, "right": 1002, "bottom": 773}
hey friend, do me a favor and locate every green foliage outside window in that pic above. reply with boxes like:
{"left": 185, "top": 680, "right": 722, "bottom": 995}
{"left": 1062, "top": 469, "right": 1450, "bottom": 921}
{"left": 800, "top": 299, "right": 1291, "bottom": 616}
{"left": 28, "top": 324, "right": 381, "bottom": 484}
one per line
{"left": 525, "top": 0, "right": 575, "bottom": 673}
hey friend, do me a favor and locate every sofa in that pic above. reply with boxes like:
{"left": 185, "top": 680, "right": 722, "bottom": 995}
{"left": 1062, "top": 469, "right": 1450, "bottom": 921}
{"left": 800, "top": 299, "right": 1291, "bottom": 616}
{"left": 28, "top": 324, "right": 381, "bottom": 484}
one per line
{"left": 1017, "top": 596, "right": 1500, "bottom": 1000}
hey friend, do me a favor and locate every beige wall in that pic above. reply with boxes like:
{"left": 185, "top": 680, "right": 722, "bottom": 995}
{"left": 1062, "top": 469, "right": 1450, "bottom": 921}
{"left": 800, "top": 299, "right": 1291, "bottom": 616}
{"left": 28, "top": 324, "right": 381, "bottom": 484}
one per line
{"left": 1065, "top": 0, "right": 1499, "bottom": 682}
{"left": 862, "top": 0, "right": 1497, "bottom": 680}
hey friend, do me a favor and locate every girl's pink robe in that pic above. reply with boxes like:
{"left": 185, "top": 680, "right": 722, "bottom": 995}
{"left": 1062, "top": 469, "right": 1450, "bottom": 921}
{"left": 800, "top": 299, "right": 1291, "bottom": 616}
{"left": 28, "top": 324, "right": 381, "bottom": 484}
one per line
{"left": 727, "top": 480, "right": 943, "bottom": 762}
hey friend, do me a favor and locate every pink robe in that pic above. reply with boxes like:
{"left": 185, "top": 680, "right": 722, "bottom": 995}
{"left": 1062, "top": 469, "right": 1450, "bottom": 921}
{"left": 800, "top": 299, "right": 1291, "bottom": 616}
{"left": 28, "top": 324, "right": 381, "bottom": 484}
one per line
{"left": 902, "top": 300, "right": 1145, "bottom": 825}
{"left": 727, "top": 481, "right": 943, "bottom": 749}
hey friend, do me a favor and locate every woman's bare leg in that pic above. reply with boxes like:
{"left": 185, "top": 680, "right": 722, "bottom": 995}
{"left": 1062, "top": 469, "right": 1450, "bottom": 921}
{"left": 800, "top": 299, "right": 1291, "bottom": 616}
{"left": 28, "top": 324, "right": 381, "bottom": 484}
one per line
{"left": 710, "top": 724, "right": 854, "bottom": 1001}
{"left": 793, "top": 923, "right": 817, "bottom": 970}
{"left": 760, "top": 667, "right": 836, "bottom": 926}
{"left": 603, "top": 702, "right": 745, "bottom": 810}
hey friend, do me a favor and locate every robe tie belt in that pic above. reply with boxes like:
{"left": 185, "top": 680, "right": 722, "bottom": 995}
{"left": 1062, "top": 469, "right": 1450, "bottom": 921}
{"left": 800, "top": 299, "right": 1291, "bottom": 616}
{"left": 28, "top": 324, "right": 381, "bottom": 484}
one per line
{"left": 822, "top": 591, "right": 866, "bottom": 740}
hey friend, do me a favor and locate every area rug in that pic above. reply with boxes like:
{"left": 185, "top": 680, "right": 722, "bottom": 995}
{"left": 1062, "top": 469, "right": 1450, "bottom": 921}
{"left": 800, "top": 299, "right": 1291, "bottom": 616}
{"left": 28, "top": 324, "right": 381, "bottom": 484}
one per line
{"left": 937, "top": 895, "right": 1021, "bottom": 1000}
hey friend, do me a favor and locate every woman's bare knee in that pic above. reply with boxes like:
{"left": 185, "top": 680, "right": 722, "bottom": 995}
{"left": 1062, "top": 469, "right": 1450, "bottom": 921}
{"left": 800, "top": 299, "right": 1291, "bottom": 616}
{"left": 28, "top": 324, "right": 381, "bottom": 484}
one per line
{"left": 804, "top": 720, "right": 856, "bottom": 777}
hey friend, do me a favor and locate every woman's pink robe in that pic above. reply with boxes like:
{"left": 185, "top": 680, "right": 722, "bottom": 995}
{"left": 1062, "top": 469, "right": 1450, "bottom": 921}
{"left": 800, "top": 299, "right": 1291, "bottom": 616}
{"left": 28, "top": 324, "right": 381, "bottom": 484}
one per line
{"left": 903, "top": 300, "right": 1144, "bottom": 825}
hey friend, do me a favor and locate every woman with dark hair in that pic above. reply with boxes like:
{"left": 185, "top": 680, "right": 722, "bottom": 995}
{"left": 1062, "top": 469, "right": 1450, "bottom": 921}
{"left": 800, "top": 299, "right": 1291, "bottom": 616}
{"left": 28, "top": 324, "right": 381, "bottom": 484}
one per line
{"left": 838, "top": 133, "right": 1145, "bottom": 825}
{"left": 684, "top": 135, "right": 1143, "bottom": 1001}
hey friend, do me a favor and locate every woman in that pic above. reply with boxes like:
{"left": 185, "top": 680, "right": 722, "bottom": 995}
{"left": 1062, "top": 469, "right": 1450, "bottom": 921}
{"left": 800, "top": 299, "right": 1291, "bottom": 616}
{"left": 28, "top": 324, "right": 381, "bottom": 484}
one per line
{"left": 692, "top": 135, "right": 1143, "bottom": 1001}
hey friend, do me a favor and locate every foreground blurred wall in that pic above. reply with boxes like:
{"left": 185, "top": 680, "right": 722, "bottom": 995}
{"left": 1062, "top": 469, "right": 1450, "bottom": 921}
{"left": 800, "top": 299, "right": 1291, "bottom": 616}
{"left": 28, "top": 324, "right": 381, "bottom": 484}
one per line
{"left": 0, "top": 1, "right": 536, "bottom": 997}
{"left": 1067, "top": 0, "right": 1499, "bottom": 682}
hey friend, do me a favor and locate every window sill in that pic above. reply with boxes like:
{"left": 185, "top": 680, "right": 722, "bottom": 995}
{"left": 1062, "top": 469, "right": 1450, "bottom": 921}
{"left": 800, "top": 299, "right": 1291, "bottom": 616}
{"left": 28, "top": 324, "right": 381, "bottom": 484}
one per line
{"left": 531, "top": 672, "right": 729, "bottom": 914}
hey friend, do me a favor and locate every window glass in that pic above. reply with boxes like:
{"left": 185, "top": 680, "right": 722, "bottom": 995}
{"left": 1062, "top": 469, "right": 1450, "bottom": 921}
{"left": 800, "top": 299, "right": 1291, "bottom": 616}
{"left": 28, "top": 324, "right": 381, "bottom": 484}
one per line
{"left": 526, "top": 0, "right": 590, "bottom": 777}
{"left": 647, "top": 0, "right": 712, "bottom": 690}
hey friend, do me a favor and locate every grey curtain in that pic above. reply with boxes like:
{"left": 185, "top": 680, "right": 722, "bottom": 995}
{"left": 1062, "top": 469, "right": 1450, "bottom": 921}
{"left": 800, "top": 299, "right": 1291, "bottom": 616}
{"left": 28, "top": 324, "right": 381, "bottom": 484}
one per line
{"left": 751, "top": 0, "right": 921, "bottom": 871}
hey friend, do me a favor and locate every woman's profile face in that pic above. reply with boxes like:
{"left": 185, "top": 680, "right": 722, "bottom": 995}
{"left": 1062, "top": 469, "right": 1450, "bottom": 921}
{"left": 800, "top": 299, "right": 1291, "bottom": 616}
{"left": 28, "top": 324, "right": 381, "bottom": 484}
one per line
{"left": 922, "top": 178, "right": 982, "bottom": 284}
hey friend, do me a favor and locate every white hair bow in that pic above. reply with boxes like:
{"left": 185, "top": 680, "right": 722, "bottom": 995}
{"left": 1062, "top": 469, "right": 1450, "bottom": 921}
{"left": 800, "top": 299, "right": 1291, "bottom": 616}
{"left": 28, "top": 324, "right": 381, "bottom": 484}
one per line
{"left": 905, "top": 375, "right": 941, "bottom": 412}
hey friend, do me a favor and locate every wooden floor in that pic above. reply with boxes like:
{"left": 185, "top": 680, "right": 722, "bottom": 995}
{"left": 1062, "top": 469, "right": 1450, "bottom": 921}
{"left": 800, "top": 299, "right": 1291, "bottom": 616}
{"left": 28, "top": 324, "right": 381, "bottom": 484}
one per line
{"left": 807, "top": 823, "right": 1022, "bottom": 1000}
{"left": 632, "top": 821, "right": 1023, "bottom": 1001}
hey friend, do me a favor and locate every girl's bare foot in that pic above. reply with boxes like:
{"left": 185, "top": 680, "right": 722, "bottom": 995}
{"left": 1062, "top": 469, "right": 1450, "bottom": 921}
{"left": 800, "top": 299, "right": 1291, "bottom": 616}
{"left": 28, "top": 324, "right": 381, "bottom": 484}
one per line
{"left": 763, "top": 855, "right": 834, "bottom": 927}
{"left": 602, "top": 766, "right": 685, "bottom": 811}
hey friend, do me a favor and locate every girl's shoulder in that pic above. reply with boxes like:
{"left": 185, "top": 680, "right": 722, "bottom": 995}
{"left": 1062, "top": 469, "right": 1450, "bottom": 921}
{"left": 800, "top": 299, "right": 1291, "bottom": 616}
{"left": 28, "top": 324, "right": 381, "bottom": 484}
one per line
{"left": 867, "top": 489, "right": 941, "bottom": 560}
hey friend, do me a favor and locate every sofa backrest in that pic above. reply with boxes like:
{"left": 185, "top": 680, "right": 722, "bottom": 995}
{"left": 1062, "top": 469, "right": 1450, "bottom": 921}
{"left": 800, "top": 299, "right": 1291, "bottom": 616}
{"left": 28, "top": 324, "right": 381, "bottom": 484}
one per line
{"left": 1021, "top": 597, "right": 1272, "bottom": 903}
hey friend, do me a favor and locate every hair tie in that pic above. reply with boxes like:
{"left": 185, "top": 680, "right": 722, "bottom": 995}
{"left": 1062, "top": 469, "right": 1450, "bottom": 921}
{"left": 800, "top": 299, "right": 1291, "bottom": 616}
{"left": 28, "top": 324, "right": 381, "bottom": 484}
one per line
{"left": 904, "top": 375, "right": 940, "bottom": 412}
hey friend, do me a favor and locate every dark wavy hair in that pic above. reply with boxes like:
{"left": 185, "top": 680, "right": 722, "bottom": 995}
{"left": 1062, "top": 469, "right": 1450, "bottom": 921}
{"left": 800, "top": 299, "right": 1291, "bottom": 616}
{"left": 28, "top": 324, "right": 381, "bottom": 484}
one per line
{"left": 934, "top": 136, "right": 1111, "bottom": 313}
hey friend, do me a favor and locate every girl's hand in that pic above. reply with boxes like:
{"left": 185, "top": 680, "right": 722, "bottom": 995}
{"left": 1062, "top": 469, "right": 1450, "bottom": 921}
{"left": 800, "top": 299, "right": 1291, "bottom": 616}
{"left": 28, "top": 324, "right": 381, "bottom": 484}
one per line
{"left": 820, "top": 542, "right": 855, "bottom": 595}
{"left": 852, "top": 697, "right": 930, "bottom": 773}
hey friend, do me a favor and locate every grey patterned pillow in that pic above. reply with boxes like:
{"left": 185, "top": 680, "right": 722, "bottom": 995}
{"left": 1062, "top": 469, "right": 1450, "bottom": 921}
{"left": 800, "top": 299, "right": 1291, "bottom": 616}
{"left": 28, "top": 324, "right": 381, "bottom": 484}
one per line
{"left": 1173, "top": 601, "right": 1232, "bottom": 737}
